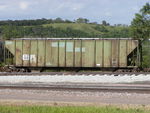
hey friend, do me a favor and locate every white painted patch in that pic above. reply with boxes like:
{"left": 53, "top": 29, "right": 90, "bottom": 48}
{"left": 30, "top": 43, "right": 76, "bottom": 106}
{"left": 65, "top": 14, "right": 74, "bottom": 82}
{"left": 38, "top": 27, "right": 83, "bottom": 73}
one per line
{"left": 66, "top": 42, "right": 73, "bottom": 52}
{"left": 52, "top": 42, "right": 58, "bottom": 47}
{"left": 82, "top": 48, "right": 85, "bottom": 52}
{"left": 75, "top": 47, "right": 85, "bottom": 52}
{"left": 96, "top": 64, "right": 101, "bottom": 67}
{"left": 23, "top": 54, "right": 36, "bottom": 62}
{"left": 5, "top": 41, "right": 12, "bottom": 45}
{"left": 23, "top": 54, "right": 29, "bottom": 61}
{"left": 75, "top": 48, "right": 80, "bottom": 52}
{"left": 59, "top": 42, "right": 65, "bottom": 47}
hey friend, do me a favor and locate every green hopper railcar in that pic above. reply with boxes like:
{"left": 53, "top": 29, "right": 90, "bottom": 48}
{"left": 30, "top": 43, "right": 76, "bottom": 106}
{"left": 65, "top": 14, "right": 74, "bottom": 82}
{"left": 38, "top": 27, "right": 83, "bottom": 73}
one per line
{"left": 4, "top": 38, "right": 142, "bottom": 71}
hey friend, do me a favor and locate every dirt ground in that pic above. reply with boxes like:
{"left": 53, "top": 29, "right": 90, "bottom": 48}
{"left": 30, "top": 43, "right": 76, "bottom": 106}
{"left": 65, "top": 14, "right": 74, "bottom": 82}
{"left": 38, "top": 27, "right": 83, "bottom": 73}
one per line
{"left": 0, "top": 89, "right": 150, "bottom": 107}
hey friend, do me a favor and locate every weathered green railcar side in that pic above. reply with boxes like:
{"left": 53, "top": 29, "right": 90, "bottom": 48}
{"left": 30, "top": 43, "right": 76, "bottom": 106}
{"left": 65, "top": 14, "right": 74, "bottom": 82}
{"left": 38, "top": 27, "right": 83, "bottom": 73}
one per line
{"left": 4, "top": 38, "right": 140, "bottom": 69}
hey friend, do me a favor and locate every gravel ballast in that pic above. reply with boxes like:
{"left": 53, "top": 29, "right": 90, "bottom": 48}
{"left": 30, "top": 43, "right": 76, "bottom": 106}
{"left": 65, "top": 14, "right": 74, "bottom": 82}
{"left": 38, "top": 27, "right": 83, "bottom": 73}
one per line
{"left": 0, "top": 74, "right": 150, "bottom": 84}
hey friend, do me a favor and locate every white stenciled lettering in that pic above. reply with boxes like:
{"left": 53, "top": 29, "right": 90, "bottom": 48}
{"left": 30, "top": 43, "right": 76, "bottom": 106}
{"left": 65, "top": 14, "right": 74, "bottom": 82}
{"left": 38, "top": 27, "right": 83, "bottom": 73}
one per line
{"left": 23, "top": 54, "right": 36, "bottom": 62}
{"left": 23, "top": 54, "right": 29, "bottom": 61}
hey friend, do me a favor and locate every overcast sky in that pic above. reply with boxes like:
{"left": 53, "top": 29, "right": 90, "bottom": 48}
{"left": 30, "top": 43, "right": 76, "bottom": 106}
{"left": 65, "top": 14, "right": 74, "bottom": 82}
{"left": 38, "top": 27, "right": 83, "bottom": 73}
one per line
{"left": 0, "top": 0, "right": 149, "bottom": 25}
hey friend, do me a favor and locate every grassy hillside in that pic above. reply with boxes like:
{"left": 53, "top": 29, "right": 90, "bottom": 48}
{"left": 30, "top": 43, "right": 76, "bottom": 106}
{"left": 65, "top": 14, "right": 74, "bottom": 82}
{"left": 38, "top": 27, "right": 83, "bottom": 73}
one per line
{"left": 42, "top": 23, "right": 130, "bottom": 38}
{"left": 0, "top": 23, "right": 130, "bottom": 39}
{"left": 43, "top": 23, "right": 103, "bottom": 35}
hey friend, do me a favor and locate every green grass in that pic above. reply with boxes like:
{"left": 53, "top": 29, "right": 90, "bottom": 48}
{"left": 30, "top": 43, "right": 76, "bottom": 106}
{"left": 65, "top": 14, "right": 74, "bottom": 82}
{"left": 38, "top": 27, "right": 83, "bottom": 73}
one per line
{"left": 42, "top": 23, "right": 130, "bottom": 38}
{"left": 43, "top": 23, "right": 103, "bottom": 35}
{"left": 0, "top": 105, "right": 149, "bottom": 113}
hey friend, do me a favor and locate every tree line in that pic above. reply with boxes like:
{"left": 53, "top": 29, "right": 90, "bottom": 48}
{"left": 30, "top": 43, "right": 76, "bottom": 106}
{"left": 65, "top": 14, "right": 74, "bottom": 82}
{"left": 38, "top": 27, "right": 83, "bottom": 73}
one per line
{"left": 0, "top": 18, "right": 104, "bottom": 26}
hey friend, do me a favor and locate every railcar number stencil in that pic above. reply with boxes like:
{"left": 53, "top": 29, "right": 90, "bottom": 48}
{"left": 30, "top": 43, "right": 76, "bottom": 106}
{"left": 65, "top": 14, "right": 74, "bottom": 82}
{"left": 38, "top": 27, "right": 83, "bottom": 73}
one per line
{"left": 23, "top": 54, "right": 36, "bottom": 62}
{"left": 23, "top": 54, "right": 29, "bottom": 61}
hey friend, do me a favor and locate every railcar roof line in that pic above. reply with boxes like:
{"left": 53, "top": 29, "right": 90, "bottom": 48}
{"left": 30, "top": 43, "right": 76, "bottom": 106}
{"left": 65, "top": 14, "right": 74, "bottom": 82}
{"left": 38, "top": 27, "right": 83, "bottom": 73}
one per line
{"left": 12, "top": 38, "right": 135, "bottom": 40}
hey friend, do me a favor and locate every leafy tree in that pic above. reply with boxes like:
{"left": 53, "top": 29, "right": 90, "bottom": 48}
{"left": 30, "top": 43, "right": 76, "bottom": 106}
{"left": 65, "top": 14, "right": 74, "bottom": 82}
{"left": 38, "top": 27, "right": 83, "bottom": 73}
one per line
{"left": 2, "top": 25, "right": 23, "bottom": 39}
{"left": 76, "top": 18, "right": 89, "bottom": 23}
{"left": 102, "top": 20, "right": 110, "bottom": 26}
{"left": 94, "top": 25, "right": 108, "bottom": 32}
{"left": 65, "top": 19, "right": 72, "bottom": 23}
{"left": 131, "top": 3, "right": 150, "bottom": 68}
{"left": 131, "top": 3, "right": 150, "bottom": 40}
{"left": 54, "top": 18, "right": 64, "bottom": 23}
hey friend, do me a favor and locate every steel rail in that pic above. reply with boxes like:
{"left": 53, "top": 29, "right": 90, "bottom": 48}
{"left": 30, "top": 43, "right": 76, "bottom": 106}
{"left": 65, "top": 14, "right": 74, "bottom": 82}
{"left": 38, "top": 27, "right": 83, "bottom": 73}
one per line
{"left": 0, "top": 83, "right": 150, "bottom": 93}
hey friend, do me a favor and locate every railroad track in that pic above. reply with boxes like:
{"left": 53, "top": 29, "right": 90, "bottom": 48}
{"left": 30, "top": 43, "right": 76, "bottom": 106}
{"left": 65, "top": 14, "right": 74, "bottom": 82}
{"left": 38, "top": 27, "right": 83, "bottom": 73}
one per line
{"left": 0, "top": 83, "right": 150, "bottom": 93}
{"left": 0, "top": 72, "right": 150, "bottom": 93}
{"left": 0, "top": 72, "right": 150, "bottom": 76}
